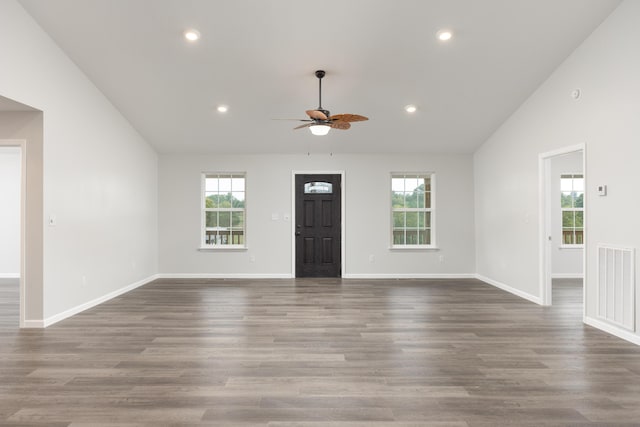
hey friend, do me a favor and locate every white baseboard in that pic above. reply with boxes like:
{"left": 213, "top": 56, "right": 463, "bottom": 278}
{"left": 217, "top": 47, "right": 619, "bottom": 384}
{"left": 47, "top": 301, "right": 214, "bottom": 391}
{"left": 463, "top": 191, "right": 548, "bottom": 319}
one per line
{"left": 0, "top": 273, "right": 19, "bottom": 279}
{"left": 475, "top": 274, "right": 542, "bottom": 305}
{"left": 584, "top": 316, "right": 640, "bottom": 346}
{"left": 42, "top": 274, "right": 160, "bottom": 328}
{"left": 551, "top": 273, "right": 584, "bottom": 279}
{"left": 341, "top": 273, "right": 477, "bottom": 279}
{"left": 157, "top": 273, "right": 294, "bottom": 279}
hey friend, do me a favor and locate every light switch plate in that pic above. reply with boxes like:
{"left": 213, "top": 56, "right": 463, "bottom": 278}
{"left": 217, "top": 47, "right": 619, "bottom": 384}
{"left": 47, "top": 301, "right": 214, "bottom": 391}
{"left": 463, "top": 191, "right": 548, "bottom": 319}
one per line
{"left": 597, "top": 185, "right": 607, "bottom": 196}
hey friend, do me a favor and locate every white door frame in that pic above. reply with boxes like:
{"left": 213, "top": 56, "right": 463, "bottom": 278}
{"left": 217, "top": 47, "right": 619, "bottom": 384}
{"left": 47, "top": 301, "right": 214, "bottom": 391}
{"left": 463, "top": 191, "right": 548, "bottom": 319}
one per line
{"left": 538, "top": 143, "right": 585, "bottom": 309}
{"left": 291, "top": 170, "right": 346, "bottom": 278}
{"left": 0, "top": 139, "right": 27, "bottom": 327}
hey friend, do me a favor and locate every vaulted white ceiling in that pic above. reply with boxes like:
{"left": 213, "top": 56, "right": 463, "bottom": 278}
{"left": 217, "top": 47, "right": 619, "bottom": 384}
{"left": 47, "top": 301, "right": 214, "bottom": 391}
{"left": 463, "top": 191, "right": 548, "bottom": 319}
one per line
{"left": 18, "top": 0, "right": 620, "bottom": 154}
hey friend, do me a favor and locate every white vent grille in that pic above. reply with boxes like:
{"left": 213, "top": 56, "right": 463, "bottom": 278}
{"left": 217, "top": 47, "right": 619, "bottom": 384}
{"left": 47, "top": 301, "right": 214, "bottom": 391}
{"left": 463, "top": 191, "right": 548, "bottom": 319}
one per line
{"left": 597, "top": 244, "right": 635, "bottom": 331}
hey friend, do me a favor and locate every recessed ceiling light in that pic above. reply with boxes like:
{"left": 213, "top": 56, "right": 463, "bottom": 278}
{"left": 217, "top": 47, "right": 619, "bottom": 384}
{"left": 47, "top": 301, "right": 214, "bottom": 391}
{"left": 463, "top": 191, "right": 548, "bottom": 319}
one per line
{"left": 437, "top": 30, "right": 453, "bottom": 41}
{"left": 184, "top": 29, "right": 201, "bottom": 42}
{"left": 217, "top": 105, "right": 228, "bottom": 113}
{"left": 405, "top": 105, "right": 417, "bottom": 113}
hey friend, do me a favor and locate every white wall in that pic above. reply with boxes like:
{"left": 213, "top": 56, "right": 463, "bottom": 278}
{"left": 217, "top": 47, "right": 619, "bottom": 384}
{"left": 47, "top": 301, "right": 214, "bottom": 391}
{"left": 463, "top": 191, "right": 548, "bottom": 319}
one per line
{"left": 474, "top": 0, "right": 640, "bottom": 341}
{"left": 159, "top": 153, "right": 475, "bottom": 277}
{"left": 0, "top": 0, "right": 158, "bottom": 323}
{"left": 551, "top": 151, "right": 583, "bottom": 278}
{"left": 0, "top": 147, "right": 21, "bottom": 277}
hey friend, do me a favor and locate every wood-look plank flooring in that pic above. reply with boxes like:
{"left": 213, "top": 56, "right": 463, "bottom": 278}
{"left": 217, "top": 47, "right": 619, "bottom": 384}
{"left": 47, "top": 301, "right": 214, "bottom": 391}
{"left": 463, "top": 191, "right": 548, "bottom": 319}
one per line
{"left": 1, "top": 277, "right": 640, "bottom": 426}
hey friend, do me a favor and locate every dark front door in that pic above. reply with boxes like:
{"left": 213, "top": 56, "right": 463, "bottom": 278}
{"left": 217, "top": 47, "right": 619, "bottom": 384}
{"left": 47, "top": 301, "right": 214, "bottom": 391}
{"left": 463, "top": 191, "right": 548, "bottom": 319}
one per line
{"left": 295, "top": 174, "right": 341, "bottom": 277}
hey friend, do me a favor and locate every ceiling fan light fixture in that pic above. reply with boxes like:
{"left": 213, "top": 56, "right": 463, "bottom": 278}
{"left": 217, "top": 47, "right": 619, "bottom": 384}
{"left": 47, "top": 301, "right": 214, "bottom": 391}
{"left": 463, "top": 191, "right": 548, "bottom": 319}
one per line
{"left": 405, "top": 104, "right": 417, "bottom": 113}
{"left": 309, "top": 124, "right": 331, "bottom": 136}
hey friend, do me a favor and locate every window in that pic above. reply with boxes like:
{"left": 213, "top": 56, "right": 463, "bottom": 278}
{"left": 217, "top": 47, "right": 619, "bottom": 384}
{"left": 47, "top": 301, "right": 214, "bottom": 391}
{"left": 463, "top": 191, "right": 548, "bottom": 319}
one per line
{"left": 560, "top": 174, "right": 584, "bottom": 245}
{"left": 202, "top": 173, "right": 246, "bottom": 247}
{"left": 391, "top": 173, "right": 434, "bottom": 247}
{"left": 304, "top": 182, "right": 333, "bottom": 194}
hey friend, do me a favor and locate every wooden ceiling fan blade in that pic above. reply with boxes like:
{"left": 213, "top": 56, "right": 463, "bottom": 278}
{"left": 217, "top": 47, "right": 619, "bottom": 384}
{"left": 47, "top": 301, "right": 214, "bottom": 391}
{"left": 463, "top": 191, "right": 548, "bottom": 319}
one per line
{"left": 306, "top": 110, "right": 328, "bottom": 120}
{"left": 329, "top": 113, "right": 368, "bottom": 122}
{"left": 329, "top": 121, "right": 351, "bottom": 130}
{"left": 294, "top": 123, "right": 314, "bottom": 130}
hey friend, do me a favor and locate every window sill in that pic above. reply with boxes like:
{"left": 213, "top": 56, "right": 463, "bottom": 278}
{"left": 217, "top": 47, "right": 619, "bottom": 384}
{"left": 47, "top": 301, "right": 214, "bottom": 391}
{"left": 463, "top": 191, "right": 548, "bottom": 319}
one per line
{"left": 389, "top": 246, "right": 440, "bottom": 251}
{"left": 198, "top": 246, "right": 248, "bottom": 252}
{"left": 559, "top": 245, "right": 584, "bottom": 250}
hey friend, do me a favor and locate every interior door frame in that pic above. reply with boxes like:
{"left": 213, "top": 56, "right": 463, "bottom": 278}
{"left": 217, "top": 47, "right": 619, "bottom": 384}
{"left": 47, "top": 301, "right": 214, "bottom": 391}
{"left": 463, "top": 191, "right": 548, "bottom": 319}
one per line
{"left": 291, "top": 170, "right": 346, "bottom": 278}
{"left": 0, "top": 139, "right": 27, "bottom": 328}
{"left": 538, "top": 143, "right": 586, "bottom": 310}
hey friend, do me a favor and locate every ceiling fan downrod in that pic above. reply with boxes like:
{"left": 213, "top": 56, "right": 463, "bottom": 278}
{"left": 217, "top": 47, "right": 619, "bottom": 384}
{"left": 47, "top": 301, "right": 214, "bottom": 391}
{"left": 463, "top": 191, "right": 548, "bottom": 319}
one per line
{"left": 315, "top": 70, "right": 329, "bottom": 118}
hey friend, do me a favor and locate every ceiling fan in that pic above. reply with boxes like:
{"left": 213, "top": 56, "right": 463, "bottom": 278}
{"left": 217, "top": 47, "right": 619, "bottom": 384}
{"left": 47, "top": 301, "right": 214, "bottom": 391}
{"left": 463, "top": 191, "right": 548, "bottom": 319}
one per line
{"left": 283, "top": 70, "right": 368, "bottom": 136}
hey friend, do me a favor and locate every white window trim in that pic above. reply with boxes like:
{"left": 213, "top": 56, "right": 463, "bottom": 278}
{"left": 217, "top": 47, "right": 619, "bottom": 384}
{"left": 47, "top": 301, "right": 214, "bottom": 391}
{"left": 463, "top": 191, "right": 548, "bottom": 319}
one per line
{"left": 200, "top": 172, "right": 247, "bottom": 250}
{"left": 390, "top": 172, "right": 436, "bottom": 250}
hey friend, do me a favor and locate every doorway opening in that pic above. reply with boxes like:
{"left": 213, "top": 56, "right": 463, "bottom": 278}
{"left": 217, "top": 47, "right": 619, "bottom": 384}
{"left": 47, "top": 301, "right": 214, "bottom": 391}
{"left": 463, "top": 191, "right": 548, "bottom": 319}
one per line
{"left": 539, "top": 144, "right": 585, "bottom": 313}
{"left": 292, "top": 172, "right": 345, "bottom": 278}
{"left": 0, "top": 143, "right": 24, "bottom": 327}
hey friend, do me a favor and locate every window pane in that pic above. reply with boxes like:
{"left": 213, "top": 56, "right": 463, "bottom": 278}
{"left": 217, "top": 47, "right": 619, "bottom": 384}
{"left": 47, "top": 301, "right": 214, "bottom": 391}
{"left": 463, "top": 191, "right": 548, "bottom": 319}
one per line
{"left": 205, "top": 193, "right": 218, "bottom": 208}
{"left": 416, "top": 191, "right": 425, "bottom": 208}
{"left": 573, "top": 177, "right": 584, "bottom": 191}
{"left": 405, "top": 192, "right": 417, "bottom": 208}
{"left": 561, "top": 192, "right": 573, "bottom": 208}
{"left": 391, "top": 178, "right": 405, "bottom": 192}
{"left": 425, "top": 192, "right": 431, "bottom": 208}
{"left": 205, "top": 178, "right": 218, "bottom": 192}
{"left": 206, "top": 211, "right": 218, "bottom": 228}
{"left": 425, "top": 211, "right": 431, "bottom": 227}
{"left": 392, "top": 191, "right": 405, "bottom": 208}
{"left": 575, "top": 230, "right": 584, "bottom": 244}
{"left": 405, "top": 178, "right": 419, "bottom": 192}
{"left": 574, "top": 192, "right": 584, "bottom": 208}
{"left": 304, "top": 182, "right": 333, "bottom": 194}
{"left": 219, "top": 211, "right": 231, "bottom": 228}
{"left": 561, "top": 177, "right": 573, "bottom": 192}
{"left": 562, "top": 211, "right": 575, "bottom": 227}
{"left": 416, "top": 177, "right": 427, "bottom": 191}
{"left": 406, "top": 230, "right": 419, "bottom": 245}
{"left": 405, "top": 212, "right": 418, "bottom": 228}
{"left": 393, "top": 211, "right": 405, "bottom": 228}
{"left": 232, "top": 211, "right": 244, "bottom": 228}
{"left": 417, "top": 211, "right": 426, "bottom": 228}
{"left": 218, "top": 177, "right": 232, "bottom": 192}
{"left": 216, "top": 194, "right": 230, "bottom": 208}
{"left": 230, "top": 231, "right": 244, "bottom": 245}
{"left": 231, "top": 177, "right": 245, "bottom": 191}
{"left": 575, "top": 211, "right": 584, "bottom": 227}
{"left": 563, "top": 230, "right": 575, "bottom": 245}
{"left": 418, "top": 229, "right": 431, "bottom": 245}
{"left": 393, "top": 230, "right": 405, "bottom": 245}
{"left": 231, "top": 192, "right": 245, "bottom": 208}
{"left": 424, "top": 178, "right": 431, "bottom": 192}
